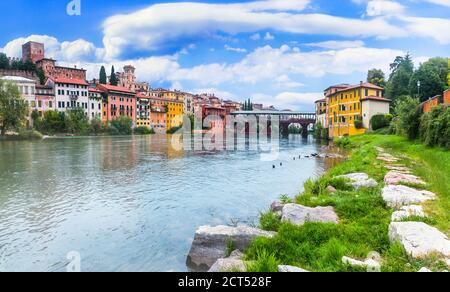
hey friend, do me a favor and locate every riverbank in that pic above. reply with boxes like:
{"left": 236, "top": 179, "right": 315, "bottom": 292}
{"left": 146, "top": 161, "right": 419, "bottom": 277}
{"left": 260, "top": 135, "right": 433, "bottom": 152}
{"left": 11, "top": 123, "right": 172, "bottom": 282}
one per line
{"left": 243, "top": 134, "right": 450, "bottom": 272}
{"left": 188, "top": 134, "right": 450, "bottom": 272}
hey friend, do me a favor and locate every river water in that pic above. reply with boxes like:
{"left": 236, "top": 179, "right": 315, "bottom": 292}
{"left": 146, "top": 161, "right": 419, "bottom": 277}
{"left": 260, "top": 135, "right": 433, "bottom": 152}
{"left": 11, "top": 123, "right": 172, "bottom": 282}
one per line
{"left": 0, "top": 135, "right": 342, "bottom": 272}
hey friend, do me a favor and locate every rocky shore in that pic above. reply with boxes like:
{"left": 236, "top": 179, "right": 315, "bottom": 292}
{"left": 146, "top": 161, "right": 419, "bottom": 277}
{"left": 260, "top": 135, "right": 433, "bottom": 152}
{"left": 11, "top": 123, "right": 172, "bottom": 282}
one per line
{"left": 186, "top": 144, "right": 450, "bottom": 272}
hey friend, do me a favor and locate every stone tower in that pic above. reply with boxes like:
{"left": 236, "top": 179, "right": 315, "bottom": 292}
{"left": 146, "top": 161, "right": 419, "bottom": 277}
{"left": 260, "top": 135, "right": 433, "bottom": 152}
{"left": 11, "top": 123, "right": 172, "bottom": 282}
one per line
{"left": 22, "top": 41, "right": 45, "bottom": 63}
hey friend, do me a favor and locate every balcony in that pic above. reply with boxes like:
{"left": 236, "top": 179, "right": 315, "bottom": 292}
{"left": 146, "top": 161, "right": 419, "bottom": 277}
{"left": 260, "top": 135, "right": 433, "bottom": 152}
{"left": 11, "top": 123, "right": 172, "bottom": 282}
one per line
{"left": 69, "top": 94, "right": 79, "bottom": 101}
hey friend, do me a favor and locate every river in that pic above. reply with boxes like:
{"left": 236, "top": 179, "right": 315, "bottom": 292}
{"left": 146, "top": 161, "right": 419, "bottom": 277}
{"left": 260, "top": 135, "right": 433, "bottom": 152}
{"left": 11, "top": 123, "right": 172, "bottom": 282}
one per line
{"left": 0, "top": 134, "right": 342, "bottom": 272}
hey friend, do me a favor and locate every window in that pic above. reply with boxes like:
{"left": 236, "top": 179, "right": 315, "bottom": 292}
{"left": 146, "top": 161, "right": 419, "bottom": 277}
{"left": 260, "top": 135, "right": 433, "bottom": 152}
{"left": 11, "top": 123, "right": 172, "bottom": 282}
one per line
{"left": 365, "top": 89, "right": 369, "bottom": 96}
{"left": 38, "top": 101, "right": 42, "bottom": 108}
{"left": 49, "top": 101, "right": 53, "bottom": 108}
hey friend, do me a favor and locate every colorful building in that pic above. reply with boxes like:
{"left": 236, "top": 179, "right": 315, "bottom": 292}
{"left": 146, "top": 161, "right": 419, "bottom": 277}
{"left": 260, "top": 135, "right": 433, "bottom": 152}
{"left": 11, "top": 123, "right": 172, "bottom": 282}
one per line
{"left": 136, "top": 93, "right": 151, "bottom": 128}
{"left": 35, "top": 84, "right": 55, "bottom": 116}
{"left": 149, "top": 89, "right": 184, "bottom": 130}
{"left": 314, "top": 98, "right": 327, "bottom": 127}
{"left": 98, "top": 84, "right": 136, "bottom": 125}
{"left": 48, "top": 77, "right": 90, "bottom": 116}
{"left": 326, "top": 82, "right": 389, "bottom": 138}
{"left": 149, "top": 97, "right": 168, "bottom": 133}
{"left": 1, "top": 76, "right": 36, "bottom": 126}
{"left": 88, "top": 88, "right": 103, "bottom": 120}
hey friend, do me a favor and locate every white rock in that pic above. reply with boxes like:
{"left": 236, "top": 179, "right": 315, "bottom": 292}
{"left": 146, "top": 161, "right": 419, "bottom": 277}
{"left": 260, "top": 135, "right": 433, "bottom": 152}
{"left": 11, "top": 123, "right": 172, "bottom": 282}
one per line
{"left": 367, "top": 251, "right": 382, "bottom": 262}
{"left": 278, "top": 265, "right": 309, "bottom": 272}
{"left": 389, "top": 222, "right": 450, "bottom": 259}
{"left": 281, "top": 204, "right": 339, "bottom": 226}
{"left": 382, "top": 185, "right": 436, "bottom": 208}
{"left": 384, "top": 171, "right": 426, "bottom": 186}
{"left": 391, "top": 205, "right": 426, "bottom": 221}
{"left": 385, "top": 165, "right": 412, "bottom": 173}
{"left": 187, "top": 225, "right": 276, "bottom": 271}
{"left": 209, "top": 258, "right": 246, "bottom": 272}
{"left": 336, "top": 173, "right": 378, "bottom": 189}
{"left": 365, "top": 259, "right": 381, "bottom": 272}
{"left": 418, "top": 267, "right": 432, "bottom": 272}
{"left": 342, "top": 256, "right": 366, "bottom": 268}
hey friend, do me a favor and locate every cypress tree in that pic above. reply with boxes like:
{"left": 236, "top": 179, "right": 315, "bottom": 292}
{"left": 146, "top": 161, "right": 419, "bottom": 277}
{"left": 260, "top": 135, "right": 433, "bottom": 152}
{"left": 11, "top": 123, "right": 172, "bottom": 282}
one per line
{"left": 99, "top": 66, "right": 107, "bottom": 84}
{"left": 110, "top": 66, "right": 118, "bottom": 86}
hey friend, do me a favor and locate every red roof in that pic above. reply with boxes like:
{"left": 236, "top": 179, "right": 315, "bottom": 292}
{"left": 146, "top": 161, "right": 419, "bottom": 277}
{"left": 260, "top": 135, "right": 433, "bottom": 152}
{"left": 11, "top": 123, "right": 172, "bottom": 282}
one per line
{"left": 89, "top": 87, "right": 105, "bottom": 93}
{"left": 361, "top": 96, "right": 391, "bottom": 102}
{"left": 334, "top": 82, "right": 384, "bottom": 94}
{"left": 315, "top": 98, "right": 326, "bottom": 103}
{"left": 52, "top": 77, "right": 88, "bottom": 86}
{"left": 98, "top": 84, "right": 135, "bottom": 95}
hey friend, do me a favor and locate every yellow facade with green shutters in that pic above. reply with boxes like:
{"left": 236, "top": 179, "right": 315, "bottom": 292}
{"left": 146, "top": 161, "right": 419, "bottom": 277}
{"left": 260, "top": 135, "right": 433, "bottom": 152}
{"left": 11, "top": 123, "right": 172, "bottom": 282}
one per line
{"left": 166, "top": 100, "right": 184, "bottom": 129}
{"left": 327, "top": 83, "right": 384, "bottom": 138}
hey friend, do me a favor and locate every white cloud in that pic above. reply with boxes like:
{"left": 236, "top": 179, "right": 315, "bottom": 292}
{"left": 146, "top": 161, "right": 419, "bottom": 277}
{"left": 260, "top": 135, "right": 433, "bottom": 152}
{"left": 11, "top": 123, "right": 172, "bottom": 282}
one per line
{"left": 252, "top": 92, "right": 322, "bottom": 110}
{"left": 424, "top": 0, "right": 450, "bottom": 7}
{"left": 264, "top": 32, "right": 275, "bottom": 41}
{"left": 101, "top": 1, "right": 406, "bottom": 59}
{"left": 0, "top": 35, "right": 101, "bottom": 63}
{"left": 399, "top": 15, "right": 450, "bottom": 44}
{"left": 169, "top": 44, "right": 406, "bottom": 86}
{"left": 224, "top": 45, "right": 247, "bottom": 53}
{"left": 306, "top": 40, "right": 365, "bottom": 49}
{"left": 366, "top": 0, "right": 405, "bottom": 16}
{"left": 275, "top": 75, "right": 304, "bottom": 88}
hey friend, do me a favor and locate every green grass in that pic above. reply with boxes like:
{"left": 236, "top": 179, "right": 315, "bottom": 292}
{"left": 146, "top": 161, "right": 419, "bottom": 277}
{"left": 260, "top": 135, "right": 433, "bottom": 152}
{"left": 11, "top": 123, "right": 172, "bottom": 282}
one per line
{"left": 245, "top": 134, "right": 450, "bottom": 272}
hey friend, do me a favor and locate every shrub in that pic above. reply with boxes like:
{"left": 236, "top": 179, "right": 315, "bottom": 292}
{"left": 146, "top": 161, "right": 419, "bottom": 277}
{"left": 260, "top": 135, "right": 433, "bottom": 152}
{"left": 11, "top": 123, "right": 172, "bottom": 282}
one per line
{"left": 110, "top": 116, "right": 133, "bottom": 135}
{"left": 354, "top": 119, "right": 363, "bottom": 129}
{"left": 36, "top": 110, "right": 67, "bottom": 134}
{"left": 134, "top": 126, "right": 155, "bottom": 135}
{"left": 17, "top": 129, "right": 43, "bottom": 140}
{"left": 370, "top": 114, "right": 393, "bottom": 131}
{"left": 259, "top": 211, "right": 281, "bottom": 232}
{"left": 393, "top": 96, "right": 422, "bottom": 140}
{"left": 89, "top": 118, "right": 103, "bottom": 135}
{"left": 66, "top": 108, "right": 89, "bottom": 134}
{"left": 419, "top": 106, "right": 450, "bottom": 149}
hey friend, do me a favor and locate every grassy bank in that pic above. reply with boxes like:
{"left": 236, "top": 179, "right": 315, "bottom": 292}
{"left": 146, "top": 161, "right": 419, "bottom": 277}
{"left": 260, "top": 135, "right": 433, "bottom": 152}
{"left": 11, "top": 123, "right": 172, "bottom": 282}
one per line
{"left": 244, "top": 134, "right": 449, "bottom": 272}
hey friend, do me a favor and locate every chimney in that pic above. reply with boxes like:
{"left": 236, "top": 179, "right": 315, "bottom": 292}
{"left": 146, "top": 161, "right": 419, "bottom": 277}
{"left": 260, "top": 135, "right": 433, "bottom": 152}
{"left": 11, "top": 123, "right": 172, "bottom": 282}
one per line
{"left": 360, "top": 81, "right": 363, "bottom": 85}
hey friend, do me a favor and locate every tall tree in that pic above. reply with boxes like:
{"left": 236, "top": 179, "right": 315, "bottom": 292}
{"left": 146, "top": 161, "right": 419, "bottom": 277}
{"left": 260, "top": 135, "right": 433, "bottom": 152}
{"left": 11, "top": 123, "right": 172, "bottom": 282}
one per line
{"left": 408, "top": 57, "right": 448, "bottom": 102}
{"left": 0, "top": 80, "right": 29, "bottom": 136}
{"left": 110, "top": 66, "right": 118, "bottom": 86}
{"left": 0, "top": 53, "right": 9, "bottom": 69}
{"left": 99, "top": 66, "right": 107, "bottom": 84}
{"left": 386, "top": 54, "right": 414, "bottom": 102}
{"left": 367, "top": 69, "right": 386, "bottom": 87}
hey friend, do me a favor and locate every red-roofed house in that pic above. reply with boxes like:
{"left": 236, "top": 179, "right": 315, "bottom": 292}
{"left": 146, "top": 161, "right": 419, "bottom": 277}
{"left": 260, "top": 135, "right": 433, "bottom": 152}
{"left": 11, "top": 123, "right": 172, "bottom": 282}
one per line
{"left": 98, "top": 84, "right": 136, "bottom": 125}
{"left": 47, "top": 77, "right": 91, "bottom": 117}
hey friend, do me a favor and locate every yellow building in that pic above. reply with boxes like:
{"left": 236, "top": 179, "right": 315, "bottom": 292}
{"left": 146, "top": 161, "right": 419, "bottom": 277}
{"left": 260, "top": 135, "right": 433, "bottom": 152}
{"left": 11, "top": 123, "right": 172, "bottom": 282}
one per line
{"left": 149, "top": 89, "right": 184, "bottom": 130}
{"left": 326, "top": 82, "right": 386, "bottom": 138}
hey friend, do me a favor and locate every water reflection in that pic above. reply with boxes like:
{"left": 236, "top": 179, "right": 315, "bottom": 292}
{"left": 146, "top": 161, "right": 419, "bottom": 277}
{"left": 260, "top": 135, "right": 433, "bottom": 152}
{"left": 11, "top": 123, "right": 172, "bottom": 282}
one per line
{"left": 0, "top": 135, "right": 343, "bottom": 272}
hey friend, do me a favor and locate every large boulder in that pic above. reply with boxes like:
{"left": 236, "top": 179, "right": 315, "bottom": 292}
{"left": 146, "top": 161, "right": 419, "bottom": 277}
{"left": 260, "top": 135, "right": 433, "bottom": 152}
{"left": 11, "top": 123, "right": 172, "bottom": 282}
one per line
{"left": 384, "top": 171, "right": 426, "bottom": 186}
{"left": 187, "top": 225, "right": 276, "bottom": 271}
{"left": 270, "top": 201, "right": 285, "bottom": 213}
{"left": 382, "top": 185, "right": 436, "bottom": 208}
{"left": 389, "top": 222, "right": 450, "bottom": 259}
{"left": 278, "top": 265, "right": 309, "bottom": 272}
{"left": 281, "top": 204, "right": 339, "bottom": 226}
{"left": 391, "top": 205, "right": 426, "bottom": 221}
{"left": 336, "top": 173, "right": 378, "bottom": 189}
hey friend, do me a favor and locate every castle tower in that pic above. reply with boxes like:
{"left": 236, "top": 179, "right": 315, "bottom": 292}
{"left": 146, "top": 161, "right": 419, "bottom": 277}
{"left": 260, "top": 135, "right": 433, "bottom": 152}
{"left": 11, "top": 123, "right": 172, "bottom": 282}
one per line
{"left": 22, "top": 41, "right": 45, "bottom": 63}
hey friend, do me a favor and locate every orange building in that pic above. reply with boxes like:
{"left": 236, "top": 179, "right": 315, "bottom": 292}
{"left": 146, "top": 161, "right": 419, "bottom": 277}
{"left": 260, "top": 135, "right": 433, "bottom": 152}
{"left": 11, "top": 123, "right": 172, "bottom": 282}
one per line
{"left": 444, "top": 89, "right": 450, "bottom": 106}
{"left": 98, "top": 84, "right": 136, "bottom": 125}
{"left": 422, "top": 95, "right": 442, "bottom": 113}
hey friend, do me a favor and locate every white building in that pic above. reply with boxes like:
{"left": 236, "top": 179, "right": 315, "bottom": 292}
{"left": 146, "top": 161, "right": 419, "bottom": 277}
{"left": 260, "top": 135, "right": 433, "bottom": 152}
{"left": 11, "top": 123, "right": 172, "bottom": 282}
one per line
{"left": 183, "top": 93, "right": 195, "bottom": 115}
{"left": 88, "top": 88, "right": 103, "bottom": 120}
{"left": 47, "top": 77, "right": 91, "bottom": 118}
{"left": 1, "top": 76, "right": 36, "bottom": 126}
{"left": 361, "top": 96, "right": 391, "bottom": 130}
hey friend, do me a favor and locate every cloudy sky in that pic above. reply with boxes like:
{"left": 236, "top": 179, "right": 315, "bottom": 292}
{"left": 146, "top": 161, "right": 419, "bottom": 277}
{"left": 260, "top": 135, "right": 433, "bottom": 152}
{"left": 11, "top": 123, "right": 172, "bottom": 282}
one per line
{"left": 1, "top": 0, "right": 449, "bottom": 110}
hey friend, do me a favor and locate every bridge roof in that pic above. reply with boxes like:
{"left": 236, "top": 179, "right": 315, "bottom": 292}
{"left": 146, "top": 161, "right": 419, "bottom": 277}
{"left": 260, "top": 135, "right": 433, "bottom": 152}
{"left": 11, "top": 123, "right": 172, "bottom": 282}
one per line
{"left": 230, "top": 110, "right": 315, "bottom": 115}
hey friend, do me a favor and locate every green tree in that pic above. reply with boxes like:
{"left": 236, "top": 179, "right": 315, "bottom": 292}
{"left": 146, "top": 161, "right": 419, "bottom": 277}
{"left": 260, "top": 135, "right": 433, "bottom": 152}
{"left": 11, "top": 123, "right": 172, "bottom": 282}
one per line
{"left": 66, "top": 108, "right": 89, "bottom": 134}
{"left": 110, "top": 66, "right": 118, "bottom": 86}
{"left": 393, "top": 95, "right": 422, "bottom": 140}
{"left": 110, "top": 116, "right": 133, "bottom": 135}
{"left": 409, "top": 57, "right": 448, "bottom": 102}
{"left": 386, "top": 54, "right": 414, "bottom": 103}
{"left": 38, "top": 111, "right": 66, "bottom": 134}
{"left": 99, "top": 66, "right": 107, "bottom": 84}
{"left": 0, "top": 80, "right": 29, "bottom": 136}
{"left": 367, "top": 69, "right": 386, "bottom": 87}
{"left": 0, "top": 53, "right": 9, "bottom": 69}
{"left": 89, "top": 118, "right": 103, "bottom": 135}
{"left": 36, "top": 68, "right": 46, "bottom": 85}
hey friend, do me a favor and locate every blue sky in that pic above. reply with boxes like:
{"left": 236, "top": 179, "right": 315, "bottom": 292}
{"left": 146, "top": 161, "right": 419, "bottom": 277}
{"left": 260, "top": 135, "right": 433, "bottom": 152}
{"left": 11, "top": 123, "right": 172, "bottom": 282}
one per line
{"left": 1, "top": 0, "right": 449, "bottom": 110}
